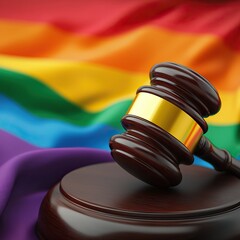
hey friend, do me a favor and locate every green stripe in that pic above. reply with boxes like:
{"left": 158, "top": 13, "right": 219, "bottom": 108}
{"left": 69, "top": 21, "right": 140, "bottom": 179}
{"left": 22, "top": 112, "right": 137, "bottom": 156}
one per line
{"left": 0, "top": 67, "right": 129, "bottom": 129}
{"left": 1, "top": 67, "right": 239, "bottom": 157}
{"left": 206, "top": 124, "right": 240, "bottom": 157}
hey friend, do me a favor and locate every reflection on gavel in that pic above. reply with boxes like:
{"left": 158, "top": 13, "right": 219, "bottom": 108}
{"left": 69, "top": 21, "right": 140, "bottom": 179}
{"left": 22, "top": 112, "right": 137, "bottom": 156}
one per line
{"left": 110, "top": 62, "right": 240, "bottom": 188}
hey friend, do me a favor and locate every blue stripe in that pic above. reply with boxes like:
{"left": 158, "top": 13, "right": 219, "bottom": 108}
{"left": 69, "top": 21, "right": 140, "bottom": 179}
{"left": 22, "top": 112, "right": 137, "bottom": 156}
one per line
{"left": 0, "top": 94, "right": 122, "bottom": 149}
{"left": 2, "top": 94, "right": 236, "bottom": 168}
{"left": 194, "top": 156, "right": 213, "bottom": 169}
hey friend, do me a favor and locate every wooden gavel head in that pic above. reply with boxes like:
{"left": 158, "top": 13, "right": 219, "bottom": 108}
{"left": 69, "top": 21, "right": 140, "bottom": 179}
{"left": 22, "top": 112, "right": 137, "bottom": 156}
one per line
{"left": 110, "top": 62, "right": 240, "bottom": 188}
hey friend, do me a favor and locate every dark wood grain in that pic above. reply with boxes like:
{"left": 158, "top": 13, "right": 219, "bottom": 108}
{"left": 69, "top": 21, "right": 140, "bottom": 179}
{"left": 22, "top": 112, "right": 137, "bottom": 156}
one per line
{"left": 37, "top": 162, "right": 240, "bottom": 240}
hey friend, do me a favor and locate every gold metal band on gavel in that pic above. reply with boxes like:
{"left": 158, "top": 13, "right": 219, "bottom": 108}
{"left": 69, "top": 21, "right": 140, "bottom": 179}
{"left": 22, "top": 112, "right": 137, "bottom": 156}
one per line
{"left": 127, "top": 92, "right": 203, "bottom": 152}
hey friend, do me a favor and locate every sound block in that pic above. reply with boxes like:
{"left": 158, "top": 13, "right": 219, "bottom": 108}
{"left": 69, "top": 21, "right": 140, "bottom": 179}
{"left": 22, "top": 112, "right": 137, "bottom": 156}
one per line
{"left": 37, "top": 162, "right": 240, "bottom": 240}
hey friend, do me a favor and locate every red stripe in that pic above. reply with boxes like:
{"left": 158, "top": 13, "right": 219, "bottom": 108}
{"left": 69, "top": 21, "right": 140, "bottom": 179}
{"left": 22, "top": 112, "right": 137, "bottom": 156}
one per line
{"left": 0, "top": 0, "right": 239, "bottom": 50}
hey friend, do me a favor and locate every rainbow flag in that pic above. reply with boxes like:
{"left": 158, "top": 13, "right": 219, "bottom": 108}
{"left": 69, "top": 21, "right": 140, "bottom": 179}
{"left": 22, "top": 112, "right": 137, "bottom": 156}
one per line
{"left": 0, "top": 1, "right": 239, "bottom": 239}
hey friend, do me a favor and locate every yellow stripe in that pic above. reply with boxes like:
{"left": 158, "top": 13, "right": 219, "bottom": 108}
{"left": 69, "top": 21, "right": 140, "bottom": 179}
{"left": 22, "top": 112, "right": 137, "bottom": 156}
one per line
{"left": 0, "top": 54, "right": 147, "bottom": 110}
{"left": 0, "top": 20, "right": 239, "bottom": 91}
{"left": 207, "top": 90, "right": 240, "bottom": 126}
{"left": 0, "top": 55, "right": 239, "bottom": 125}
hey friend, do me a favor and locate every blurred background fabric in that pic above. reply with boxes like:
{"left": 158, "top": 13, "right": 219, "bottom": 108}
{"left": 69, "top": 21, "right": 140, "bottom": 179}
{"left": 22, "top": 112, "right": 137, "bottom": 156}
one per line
{"left": 0, "top": 0, "right": 239, "bottom": 239}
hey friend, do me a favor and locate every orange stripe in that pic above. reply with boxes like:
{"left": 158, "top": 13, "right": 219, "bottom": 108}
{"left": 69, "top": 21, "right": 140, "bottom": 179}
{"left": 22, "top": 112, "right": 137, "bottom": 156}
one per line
{"left": 0, "top": 20, "right": 239, "bottom": 91}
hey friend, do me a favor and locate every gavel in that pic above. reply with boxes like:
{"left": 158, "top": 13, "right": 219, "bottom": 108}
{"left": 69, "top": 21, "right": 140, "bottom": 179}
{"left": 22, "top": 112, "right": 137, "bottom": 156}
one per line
{"left": 110, "top": 62, "right": 240, "bottom": 188}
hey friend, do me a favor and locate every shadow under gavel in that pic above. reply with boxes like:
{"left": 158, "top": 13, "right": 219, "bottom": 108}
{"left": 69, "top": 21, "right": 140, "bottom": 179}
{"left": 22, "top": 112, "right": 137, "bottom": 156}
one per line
{"left": 110, "top": 62, "right": 240, "bottom": 188}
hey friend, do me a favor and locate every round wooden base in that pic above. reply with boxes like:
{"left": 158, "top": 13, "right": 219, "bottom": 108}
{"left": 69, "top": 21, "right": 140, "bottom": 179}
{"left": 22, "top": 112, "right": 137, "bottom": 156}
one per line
{"left": 37, "top": 162, "right": 240, "bottom": 240}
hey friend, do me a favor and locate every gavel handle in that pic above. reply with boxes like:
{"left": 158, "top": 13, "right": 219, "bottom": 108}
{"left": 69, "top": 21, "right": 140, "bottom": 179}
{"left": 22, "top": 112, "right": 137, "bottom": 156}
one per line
{"left": 194, "top": 136, "right": 240, "bottom": 178}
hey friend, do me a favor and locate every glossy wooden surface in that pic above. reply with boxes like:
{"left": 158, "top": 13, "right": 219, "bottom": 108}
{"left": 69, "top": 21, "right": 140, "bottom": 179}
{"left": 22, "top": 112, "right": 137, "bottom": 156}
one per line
{"left": 195, "top": 136, "right": 240, "bottom": 177}
{"left": 110, "top": 115, "right": 192, "bottom": 187}
{"left": 37, "top": 162, "right": 240, "bottom": 240}
{"left": 147, "top": 62, "right": 221, "bottom": 133}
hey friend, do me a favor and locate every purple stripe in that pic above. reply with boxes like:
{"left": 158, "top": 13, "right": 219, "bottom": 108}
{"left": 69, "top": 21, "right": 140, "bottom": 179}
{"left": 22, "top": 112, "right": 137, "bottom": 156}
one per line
{"left": 0, "top": 130, "right": 39, "bottom": 165}
{"left": 0, "top": 131, "right": 113, "bottom": 240}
